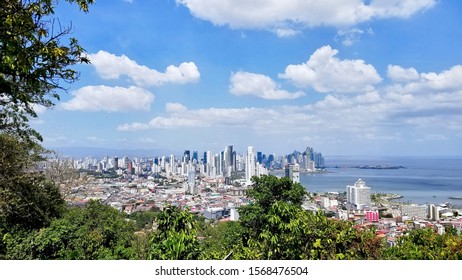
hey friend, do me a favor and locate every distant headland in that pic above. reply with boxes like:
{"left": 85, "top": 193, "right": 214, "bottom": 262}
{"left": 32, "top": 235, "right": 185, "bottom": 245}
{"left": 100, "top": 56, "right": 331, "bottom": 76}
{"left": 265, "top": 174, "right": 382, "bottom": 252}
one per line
{"left": 354, "top": 165, "right": 407, "bottom": 170}
{"left": 333, "top": 165, "right": 406, "bottom": 170}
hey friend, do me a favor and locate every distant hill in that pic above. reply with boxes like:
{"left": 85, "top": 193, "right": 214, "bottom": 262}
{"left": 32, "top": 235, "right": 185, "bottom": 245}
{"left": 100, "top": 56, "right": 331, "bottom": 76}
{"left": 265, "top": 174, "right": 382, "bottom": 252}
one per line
{"left": 45, "top": 146, "right": 179, "bottom": 159}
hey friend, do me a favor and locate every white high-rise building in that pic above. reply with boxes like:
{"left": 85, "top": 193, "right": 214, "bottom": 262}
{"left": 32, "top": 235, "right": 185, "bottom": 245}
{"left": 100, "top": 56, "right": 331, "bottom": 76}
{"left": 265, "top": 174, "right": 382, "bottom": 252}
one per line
{"left": 246, "top": 146, "right": 257, "bottom": 184}
{"left": 169, "top": 154, "right": 175, "bottom": 175}
{"left": 188, "top": 171, "right": 196, "bottom": 194}
{"left": 224, "top": 145, "right": 234, "bottom": 173}
{"left": 205, "top": 150, "right": 212, "bottom": 177}
{"left": 428, "top": 204, "right": 440, "bottom": 221}
{"left": 285, "top": 163, "right": 300, "bottom": 183}
{"left": 257, "top": 163, "right": 268, "bottom": 177}
{"left": 346, "top": 179, "right": 371, "bottom": 210}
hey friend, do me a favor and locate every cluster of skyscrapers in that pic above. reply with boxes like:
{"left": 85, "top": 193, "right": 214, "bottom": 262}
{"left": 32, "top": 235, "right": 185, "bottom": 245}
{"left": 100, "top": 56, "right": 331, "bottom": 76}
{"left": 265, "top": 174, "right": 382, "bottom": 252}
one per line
{"left": 69, "top": 145, "right": 325, "bottom": 185}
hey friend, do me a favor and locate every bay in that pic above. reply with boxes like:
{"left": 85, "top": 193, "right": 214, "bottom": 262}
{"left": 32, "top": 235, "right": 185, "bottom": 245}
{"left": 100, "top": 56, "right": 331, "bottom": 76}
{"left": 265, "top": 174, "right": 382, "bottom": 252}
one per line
{"left": 294, "top": 156, "right": 462, "bottom": 208}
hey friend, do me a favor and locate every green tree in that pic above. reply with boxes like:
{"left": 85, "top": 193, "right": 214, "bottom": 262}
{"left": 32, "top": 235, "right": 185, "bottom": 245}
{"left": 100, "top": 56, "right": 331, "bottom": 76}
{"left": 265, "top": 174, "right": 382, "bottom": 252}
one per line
{"left": 148, "top": 206, "right": 201, "bottom": 260}
{"left": 199, "top": 221, "right": 245, "bottom": 260}
{"left": 1, "top": 0, "right": 94, "bottom": 142}
{"left": 383, "top": 227, "right": 462, "bottom": 260}
{"left": 129, "top": 208, "right": 160, "bottom": 231}
{"left": 246, "top": 175, "right": 306, "bottom": 211}
{"left": 239, "top": 175, "right": 306, "bottom": 240}
{"left": 0, "top": 134, "right": 65, "bottom": 230}
{"left": 2, "top": 200, "right": 137, "bottom": 260}
{"left": 237, "top": 175, "right": 384, "bottom": 260}
{"left": 237, "top": 175, "right": 308, "bottom": 259}
{"left": 300, "top": 211, "right": 383, "bottom": 260}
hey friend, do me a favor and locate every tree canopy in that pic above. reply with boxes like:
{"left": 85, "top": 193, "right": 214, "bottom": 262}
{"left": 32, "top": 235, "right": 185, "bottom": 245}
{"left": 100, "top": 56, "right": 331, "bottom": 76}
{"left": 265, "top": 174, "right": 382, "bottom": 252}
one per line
{"left": 0, "top": 133, "right": 65, "bottom": 230}
{"left": 1, "top": 0, "right": 94, "bottom": 142}
{"left": 2, "top": 200, "right": 136, "bottom": 260}
{"left": 236, "top": 175, "right": 384, "bottom": 260}
{"left": 148, "top": 206, "right": 201, "bottom": 260}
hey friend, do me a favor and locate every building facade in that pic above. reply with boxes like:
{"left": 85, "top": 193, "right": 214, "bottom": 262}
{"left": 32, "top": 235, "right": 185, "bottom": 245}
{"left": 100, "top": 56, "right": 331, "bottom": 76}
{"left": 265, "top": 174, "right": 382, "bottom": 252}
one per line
{"left": 346, "top": 179, "right": 371, "bottom": 210}
{"left": 245, "top": 146, "right": 257, "bottom": 184}
{"left": 284, "top": 163, "right": 300, "bottom": 184}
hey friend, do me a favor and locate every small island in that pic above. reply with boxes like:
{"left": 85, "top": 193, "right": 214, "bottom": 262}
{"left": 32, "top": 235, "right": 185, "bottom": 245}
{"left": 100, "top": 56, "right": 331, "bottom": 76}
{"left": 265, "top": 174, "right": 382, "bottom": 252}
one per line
{"left": 355, "top": 165, "right": 406, "bottom": 170}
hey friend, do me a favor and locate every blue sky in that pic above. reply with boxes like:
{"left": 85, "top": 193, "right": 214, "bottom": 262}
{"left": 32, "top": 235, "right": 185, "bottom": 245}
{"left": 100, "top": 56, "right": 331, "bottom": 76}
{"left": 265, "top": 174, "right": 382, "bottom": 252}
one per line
{"left": 32, "top": 0, "right": 462, "bottom": 156}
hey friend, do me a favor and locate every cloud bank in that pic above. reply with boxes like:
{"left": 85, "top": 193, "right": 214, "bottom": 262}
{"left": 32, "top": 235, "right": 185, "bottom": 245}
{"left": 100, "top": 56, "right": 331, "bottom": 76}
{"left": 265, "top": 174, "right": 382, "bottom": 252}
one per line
{"left": 117, "top": 62, "right": 462, "bottom": 150}
{"left": 60, "top": 85, "right": 155, "bottom": 112}
{"left": 177, "top": 0, "right": 436, "bottom": 36}
{"left": 230, "top": 71, "right": 305, "bottom": 100}
{"left": 88, "top": 50, "right": 200, "bottom": 87}
{"left": 280, "top": 45, "right": 382, "bottom": 93}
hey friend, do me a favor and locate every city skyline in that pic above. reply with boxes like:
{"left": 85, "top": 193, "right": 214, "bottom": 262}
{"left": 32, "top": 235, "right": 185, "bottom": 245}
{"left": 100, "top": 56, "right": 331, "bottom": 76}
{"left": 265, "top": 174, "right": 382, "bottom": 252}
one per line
{"left": 31, "top": 0, "right": 462, "bottom": 156}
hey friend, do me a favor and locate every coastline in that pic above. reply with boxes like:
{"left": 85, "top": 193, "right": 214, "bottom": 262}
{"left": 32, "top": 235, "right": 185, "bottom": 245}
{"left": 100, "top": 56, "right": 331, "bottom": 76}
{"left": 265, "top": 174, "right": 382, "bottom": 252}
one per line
{"left": 298, "top": 156, "right": 462, "bottom": 208}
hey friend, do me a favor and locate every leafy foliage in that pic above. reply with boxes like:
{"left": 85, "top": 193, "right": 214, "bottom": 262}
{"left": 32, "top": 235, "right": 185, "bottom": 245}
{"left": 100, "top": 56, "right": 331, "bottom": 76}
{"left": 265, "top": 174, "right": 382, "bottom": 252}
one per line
{"left": 237, "top": 175, "right": 307, "bottom": 259}
{"left": 129, "top": 208, "right": 161, "bottom": 231}
{"left": 383, "top": 227, "right": 462, "bottom": 260}
{"left": 199, "top": 221, "right": 245, "bottom": 260}
{"left": 148, "top": 206, "right": 201, "bottom": 260}
{"left": 2, "top": 200, "right": 136, "bottom": 260}
{"left": 300, "top": 211, "right": 383, "bottom": 260}
{"left": 0, "top": 0, "right": 94, "bottom": 142}
{"left": 236, "top": 174, "right": 384, "bottom": 260}
{"left": 239, "top": 175, "right": 306, "bottom": 239}
{"left": 246, "top": 175, "right": 306, "bottom": 211}
{"left": 0, "top": 133, "right": 65, "bottom": 230}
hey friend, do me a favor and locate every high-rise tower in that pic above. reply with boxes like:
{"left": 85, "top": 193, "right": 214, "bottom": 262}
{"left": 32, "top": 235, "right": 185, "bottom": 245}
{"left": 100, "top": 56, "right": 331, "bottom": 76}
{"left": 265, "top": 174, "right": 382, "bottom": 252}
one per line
{"left": 284, "top": 163, "right": 300, "bottom": 184}
{"left": 246, "top": 146, "right": 257, "bottom": 184}
{"left": 224, "top": 145, "right": 234, "bottom": 172}
{"left": 346, "top": 179, "right": 371, "bottom": 210}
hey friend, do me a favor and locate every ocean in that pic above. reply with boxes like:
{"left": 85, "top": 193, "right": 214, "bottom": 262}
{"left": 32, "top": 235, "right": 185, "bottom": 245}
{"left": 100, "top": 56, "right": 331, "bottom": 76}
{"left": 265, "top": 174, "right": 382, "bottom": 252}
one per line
{"left": 287, "top": 156, "right": 462, "bottom": 208}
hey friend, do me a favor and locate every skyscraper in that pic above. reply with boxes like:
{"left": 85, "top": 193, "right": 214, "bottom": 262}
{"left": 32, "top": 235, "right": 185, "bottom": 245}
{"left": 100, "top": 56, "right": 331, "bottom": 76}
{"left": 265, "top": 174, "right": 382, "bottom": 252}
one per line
{"left": 346, "top": 179, "right": 371, "bottom": 210}
{"left": 188, "top": 170, "right": 196, "bottom": 194}
{"left": 314, "top": 152, "right": 325, "bottom": 168}
{"left": 257, "top": 151, "right": 263, "bottom": 164}
{"left": 114, "top": 156, "right": 119, "bottom": 170}
{"left": 206, "top": 150, "right": 212, "bottom": 175}
{"left": 224, "top": 145, "right": 233, "bottom": 172}
{"left": 246, "top": 146, "right": 256, "bottom": 184}
{"left": 192, "top": 151, "right": 198, "bottom": 163}
{"left": 305, "top": 146, "right": 314, "bottom": 161}
{"left": 183, "top": 150, "right": 190, "bottom": 163}
{"left": 284, "top": 163, "right": 300, "bottom": 184}
{"left": 169, "top": 154, "right": 175, "bottom": 175}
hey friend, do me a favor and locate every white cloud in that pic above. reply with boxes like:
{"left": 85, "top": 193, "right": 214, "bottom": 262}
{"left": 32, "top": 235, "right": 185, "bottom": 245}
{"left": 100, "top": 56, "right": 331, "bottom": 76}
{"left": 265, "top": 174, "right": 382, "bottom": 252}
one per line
{"left": 165, "top": 102, "right": 188, "bottom": 113}
{"left": 279, "top": 45, "right": 382, "bottom": 93}
{"left": 116, "top": 122, "right": 150, "bottom": 131}
{"left": 387, "top": 65, "right": 419, "bottom": 82}
{"left": 177, "top": 0, "right": 436, "bottom": 34}
{"left": 60, "top": 85, "right": 154, "bottom": 112}
{"left": 355, "top": 90, "right": 382, "bottom": 103}
{"left": 117, "top": 104, "right": 277, "bottom": 131}
{"left": 230, "top": 71, "right": 305, "bottom": 100}
{"left": 33, "top": 104, "right": 48, "bottom": 114}
{"left": 116, "top": 64, "right": 462, "bottom": 155}
{"left": 367, "top": 0, "right": 436, "bottom": 19}
{"left": 336, "top": 28, "right": 373, "bottom": 46}
{"left": 415, "top": 65, "right": 462, "bottom": 92}
{"left": 148, "top": 117, "right": 208, "bottom": 128}
{"left": 275, "top": 28, "right": 300, "bottom": 38}
{"left": 88, "top": 50, "right": 200, "bottom": 87}
{"left": 387, "top": 65, "right": 462, "bottom": 94}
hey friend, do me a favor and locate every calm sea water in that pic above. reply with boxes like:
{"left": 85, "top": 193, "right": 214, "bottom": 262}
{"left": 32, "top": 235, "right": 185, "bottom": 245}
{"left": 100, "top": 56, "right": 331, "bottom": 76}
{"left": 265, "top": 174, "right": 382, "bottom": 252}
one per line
{"left": 284, "top": 156, "right": 462, "bottom": 208}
